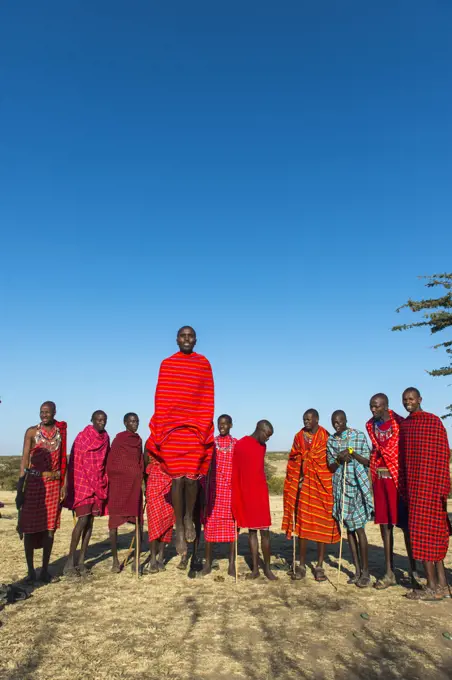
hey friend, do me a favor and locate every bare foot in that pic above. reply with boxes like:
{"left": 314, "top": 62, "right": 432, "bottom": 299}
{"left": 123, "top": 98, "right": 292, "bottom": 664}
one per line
{"left": 39, "top": 569, "right": 55, "bottom": 584}
{"left": 157, "top": 559, "right": 166, "bottom": 572}
{"left": 228, "top": 562, "right": 236, "bottom": 578}
{"left": 347, "top": 573, "right": 360, "bottom": 585}
{"left": 246, "top": 570, "right": 260, "bottom": 580}
{"left": 177, "top": 553, "right": 189, "bottom": 570}
{"left": 148, "top": 559, "right": 159, "bottom": 574}
{"left": 263, "top": 567, "right": 278, "bottom": 581}
{"left": 200, "top": 563, "right": 212, "bottom": 577}
{"left": 175, "top": 524, "right": 187, "bottom": 555}
{"left": 292, "top": 564, "right": 306, "bottom": 581}
{"left": 184, "top": 515, "right": 196, "bottom": 543}
{"left": 77, "top": 564, "right": 91, "bottom": 578}
{"left": 24, "top": 570, "right": 37, "bottom": 585}
{"left": 111, "top": 560, "right": 121, "bottom": 574}
{"left": 63, "top": 561, "right": 78, "bottom": 577}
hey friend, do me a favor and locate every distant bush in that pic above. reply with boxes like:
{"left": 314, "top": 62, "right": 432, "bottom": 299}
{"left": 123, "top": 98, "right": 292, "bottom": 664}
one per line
{"left": 0, "top": 456, "right": 21, "bottom": 491}
{"left": 267, "top": 476, "right": 285, "bottom": 495}
{"left": 264, "top": 460, "right": 277, "bottom": 480}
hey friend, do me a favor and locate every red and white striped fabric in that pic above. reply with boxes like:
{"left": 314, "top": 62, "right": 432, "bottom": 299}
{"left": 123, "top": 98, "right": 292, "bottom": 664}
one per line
{"left": 204, "top": 435, "right": 237, "bottom": 542}
{"left": 146, "top": 462, "right": 174, "bottom": 543}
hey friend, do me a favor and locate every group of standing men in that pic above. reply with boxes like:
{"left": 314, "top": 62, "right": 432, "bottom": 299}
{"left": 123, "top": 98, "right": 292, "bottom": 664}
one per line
{"left": 16, "top": 327, "right": 451, "bottom": 600}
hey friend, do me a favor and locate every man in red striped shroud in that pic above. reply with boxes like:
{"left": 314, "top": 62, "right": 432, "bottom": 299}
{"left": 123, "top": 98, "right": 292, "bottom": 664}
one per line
{"left": 146, "top": 326, "right": 215, "bottom": 554}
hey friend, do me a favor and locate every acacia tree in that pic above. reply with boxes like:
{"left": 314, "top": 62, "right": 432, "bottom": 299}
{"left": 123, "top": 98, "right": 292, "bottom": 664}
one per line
{"left": 392, "top": 273, "right": 452, "bottom": 418}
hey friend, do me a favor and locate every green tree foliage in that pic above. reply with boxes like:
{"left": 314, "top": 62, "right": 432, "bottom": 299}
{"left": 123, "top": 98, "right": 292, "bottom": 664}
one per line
{"left": 392, "top": 273, "right": 452, "bottom": 418}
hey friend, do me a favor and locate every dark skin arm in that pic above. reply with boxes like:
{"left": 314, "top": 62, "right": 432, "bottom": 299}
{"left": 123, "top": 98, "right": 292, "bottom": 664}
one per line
{"left": 17, "top": 426, "right": 36, "bottom": 507}
{"left": 328, "top": 449, "right": 352, "bottom": 473}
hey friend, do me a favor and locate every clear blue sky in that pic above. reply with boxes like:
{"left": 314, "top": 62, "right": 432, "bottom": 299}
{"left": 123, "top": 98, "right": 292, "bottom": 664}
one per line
{"left": 1, "top": 1, "right": 451, "bottom": 454}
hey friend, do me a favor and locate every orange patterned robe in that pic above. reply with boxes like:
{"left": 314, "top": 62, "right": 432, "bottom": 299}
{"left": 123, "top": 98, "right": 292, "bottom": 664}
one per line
{"left": 282, "top": 426, "right": 339, "bottom": 543}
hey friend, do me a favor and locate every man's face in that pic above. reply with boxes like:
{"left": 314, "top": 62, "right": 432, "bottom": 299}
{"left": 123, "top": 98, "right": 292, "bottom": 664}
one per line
{"left": 218, "top": 417, "right": 232, "bottom": 436}
{"left": 303, "top": 412, "right": 318, "bottom": 432}
{"left": 332, "top": 412, "right": 347, "bottom": 434}
{"left": 403, "top": 390, "right": 422, "bottom": 414}
{"left": 177, "top": 327, "right": 197, "bottom": 354}
{"left": 40, "top": 404, "right": 55, "bottom": 426}
{"left": 92, "top": 412, "right": 107, "bottom": 433}
{"left": 370, "top": 397, "right": 387, "bottom": 421}
{"left": 257, "top": 425, "right": 273, "bottom": 445}
{"left": 125, "top": 415, "right": 139, "bottom": 433}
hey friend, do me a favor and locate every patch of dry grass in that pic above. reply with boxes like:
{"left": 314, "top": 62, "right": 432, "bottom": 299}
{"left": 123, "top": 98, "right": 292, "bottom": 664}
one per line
{"left": 1, "top": 491, "right": 452, "bottom": 679}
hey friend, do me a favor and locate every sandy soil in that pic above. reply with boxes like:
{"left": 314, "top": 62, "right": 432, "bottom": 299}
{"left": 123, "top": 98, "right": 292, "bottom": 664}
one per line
{"left": 1, "top": 490, "right": 452, "bottom": 680}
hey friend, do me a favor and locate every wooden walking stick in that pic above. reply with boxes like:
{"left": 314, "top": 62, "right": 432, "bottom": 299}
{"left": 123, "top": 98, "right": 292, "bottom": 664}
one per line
{"left": 292, "top": 511, "right": 296, "bottom": 573}
{"left": 235, "top": 521, "right": 239, "bottom": 584}
{"left": 135, "top": 517, "right": 140, "bottom": 580}
{"left": 337, "top": 460, "right": 348, "bottom": 585}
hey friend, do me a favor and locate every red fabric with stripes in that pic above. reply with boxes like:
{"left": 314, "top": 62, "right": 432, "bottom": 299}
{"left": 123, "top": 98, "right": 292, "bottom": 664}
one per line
{"left": 65, "top": 425, "right": 110, "bottom": 515}
{"left": 146, "top": 351, "right": 215, "bottom": 478}
{"left": 20, "top": 421, "right": 67, "bottom": 537}
{"left": 107, "top": 430, "right": 144, "bottom": 530}
{"left": 146, "top": 462, "right": 174, "bottom": 543}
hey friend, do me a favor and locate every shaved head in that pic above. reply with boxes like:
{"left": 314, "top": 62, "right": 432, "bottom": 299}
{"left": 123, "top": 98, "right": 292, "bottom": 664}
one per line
{"left": 370, "top": 393, "right": 388, "bottom": 406}
{"left": 177, "top": 325, "right": 196, "bottom": 337}
{"left": 304, "top": 408, "right": 319, "bottom": 420}
{"left": 41, "top": 401, "right": 56, "bottom": 413}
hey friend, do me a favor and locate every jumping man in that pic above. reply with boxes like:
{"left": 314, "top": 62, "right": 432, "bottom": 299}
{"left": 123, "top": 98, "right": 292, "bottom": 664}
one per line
{"left": 146, "top": 327, "right": 214, "bottom": 555}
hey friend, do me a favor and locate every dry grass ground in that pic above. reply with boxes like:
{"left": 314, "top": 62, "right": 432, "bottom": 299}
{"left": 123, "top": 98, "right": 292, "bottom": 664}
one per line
{"left": 1, "top": 489, "right": 452, "bottom": 680}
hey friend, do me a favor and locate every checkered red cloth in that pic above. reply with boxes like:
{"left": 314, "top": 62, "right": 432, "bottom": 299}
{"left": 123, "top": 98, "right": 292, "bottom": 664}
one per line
{"left": 107, "top": 430, "right": 144, "bottom": 530}
{"left": 146, "top": 352, "right": 215, "bottom": 478}
{"left": 204, "top": 435, "right": 237, "bottom": 542}
{"left": 146, "top": 462, "right": 174, "bottom": 543}
{"left": 65, "top": 425, "right": 110, "bottom": 515}
{"left": 399, "top": 410, "right": 451, "bottom": 561}
{"left": 20, "top": 422, "right": 67, "bottom": 536}
{"left": 366, "top": 411, "right": 404, "bottom": 492}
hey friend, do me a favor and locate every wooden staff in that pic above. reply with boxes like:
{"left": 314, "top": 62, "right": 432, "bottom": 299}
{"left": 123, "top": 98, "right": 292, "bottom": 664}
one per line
{"left": 292, "top": 511, "right": 296, "bottom": 573}
{"left": 235, "top": 521, "right": 239, "bottom": 584}
{"left": 135, "top": 517, "right": 140, "bottom": 580}
{"left": 337, "top": 460, "right": 348, "bottom": 585}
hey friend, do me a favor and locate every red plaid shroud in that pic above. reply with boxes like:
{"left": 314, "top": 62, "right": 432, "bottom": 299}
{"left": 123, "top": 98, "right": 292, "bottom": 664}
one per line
{"left": 20, "top": 421, "right": 67, "bottom": 536}
{"left": 146, "top": 461, "right": 174, "bottom": 543}
{"left": 399, "top": 410, "right": 451, "bottom": 561}
{"left": 204, "top": 435, "right": 237, "bottom": 542}
{"left": 65, "top": 425, "right": 110, "bottom": 515}
{"left": 366, "top": 411, "right": 404, "bottom": 492}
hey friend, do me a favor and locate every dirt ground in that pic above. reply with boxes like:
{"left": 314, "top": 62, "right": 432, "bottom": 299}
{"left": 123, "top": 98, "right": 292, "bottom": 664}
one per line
{"left": 1, "top": 490, "right": 452, "bottom": 680}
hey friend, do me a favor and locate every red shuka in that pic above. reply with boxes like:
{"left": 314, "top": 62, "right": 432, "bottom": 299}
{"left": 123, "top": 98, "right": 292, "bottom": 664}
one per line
{"left": 107, "top": 430, "right": 144, "bottom": 530}
{"left": 65, "top": 425, "right": 110, "bottom": 515}
{"left": 231, "top": 436, "right": 271, "bottom": 529}
{"left": 146, "top": 351, "right": 215, "bottom": 478}
{"left": 20, "top": 421, "right": 67, "bottom": 544}
{"left": 146, "top": 461, "right": 174, "bottom": 543}
{"left": 399, "top": 410, "right": 451, "bottom": 562}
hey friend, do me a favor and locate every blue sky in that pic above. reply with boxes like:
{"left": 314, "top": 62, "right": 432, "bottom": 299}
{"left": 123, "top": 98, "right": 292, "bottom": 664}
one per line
{"left": 1, "top": 1, "right": 451, "bottom": 453}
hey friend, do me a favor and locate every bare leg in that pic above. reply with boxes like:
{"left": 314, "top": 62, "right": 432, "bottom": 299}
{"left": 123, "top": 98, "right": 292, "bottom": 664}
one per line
{"left": 157, "top": 539, "right": 166, "bottom": 570}
{"left": 64, "top": 515, "right": 89, "bottom": 574}
{"left": 201, "top": 541, "right": 213, "bottom": 576}
{"left": 110, "top": 529, "right": 120, "bottom": 572}
{"left": 346, "top": 531, "right": 361, "bottom": 584}
{"left": 299, "top": 537, "right": 308, "bottom": 567}
{"left": 228, "top": 540, "right": 235, "bottom": 577}
{"left": 355, "top": 528, "right": 371, "bottom": 587}
{"left": 134, "top": 522, "right": 142, "bottom": 574}
{"left": 171, "top": 478, "right": 186, "bottom": 554}
{"left": 23, "top": 535, "right": 36, "bottom": 582}
{"left": 379, "top": 524, "right": 394, "bottom": 576}
{"left": 40, "top": 532, "right": 54, "bottom": 582}
{"left": 436, "top": 562, "right": 449, "bottom": 593}
{"left": 402, "top": 528, "right": 418, "bottom": 584}
{"left": 184, "top": 478, "right": 198, "bottom": 543}
{"left": 149, "top": 539, "right": 160, "bottom": 573}
{"left": 316, "top": 542, "right": 326, "bottom": 568}
{"left": 260, "top": 529, "right": 277, "bottom": 581}
{"left": 77, "top": 515, "right": 94, "bottom": 571}
{"left": 246, "top": 530, "right": 260, "bottom": 579}
{"left": 424, "top": 561, "right": 438, "bottom": 590}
